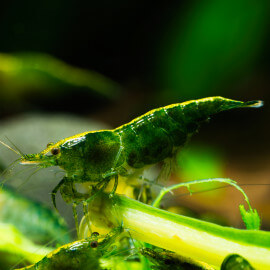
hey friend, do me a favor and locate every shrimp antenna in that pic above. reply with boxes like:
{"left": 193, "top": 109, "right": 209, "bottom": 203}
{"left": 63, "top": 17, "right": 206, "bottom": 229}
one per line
{"left": 0, "top": 140, "right": 20, "bottom": 156}
{"left": 16, "top": 167, "right": 43, "bottom": 190}
{"left": 0, "top": 158, "right": 20, "bottom": 177}
{"left": 0, "top": 163, "right": 32, "bottom": 187}
{"left": 5, "top": 136, "right": 24, "bottom": 156}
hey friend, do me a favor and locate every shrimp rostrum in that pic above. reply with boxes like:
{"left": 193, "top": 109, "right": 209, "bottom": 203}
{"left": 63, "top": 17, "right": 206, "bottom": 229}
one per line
{"left": 20, "top": 97, "right": 262, "bottom": 216}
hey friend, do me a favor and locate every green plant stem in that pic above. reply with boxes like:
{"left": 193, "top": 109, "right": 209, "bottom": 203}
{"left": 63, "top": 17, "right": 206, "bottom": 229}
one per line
{"left": 152, "top": 178, "right": 252, "bottom": 209}
{"left": 87, "top": 193, "right": 270, "bottom": 270}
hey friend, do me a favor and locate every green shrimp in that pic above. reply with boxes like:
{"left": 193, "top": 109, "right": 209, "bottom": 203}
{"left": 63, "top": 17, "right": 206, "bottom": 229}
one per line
{"left": 17, "top": 226, "right": 123, "bottom": 270}
{"left": 19, "top": 97, "right": 262, "bottom": 224}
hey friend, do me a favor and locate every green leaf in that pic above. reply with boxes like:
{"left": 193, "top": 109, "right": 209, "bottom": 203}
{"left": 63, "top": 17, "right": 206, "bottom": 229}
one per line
{"left": 0, "top": 52, "right": 121, "bottom": 100}
{"left": 239, "top": 205, "right": 261, "bottom": 230}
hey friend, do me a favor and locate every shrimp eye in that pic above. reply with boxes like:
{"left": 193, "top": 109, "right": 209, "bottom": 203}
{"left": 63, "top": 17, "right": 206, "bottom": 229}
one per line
{"left": 47, "top": 142, "right": 54, "bottom": 148}
{"left": 51, "top": 148, "right": 60, "bottom": 155}
{"left": 91, "top": 232, "right": 99, "bottom": 237}
{"left": 90, "top": 241, "right": 98, "bottom": 248}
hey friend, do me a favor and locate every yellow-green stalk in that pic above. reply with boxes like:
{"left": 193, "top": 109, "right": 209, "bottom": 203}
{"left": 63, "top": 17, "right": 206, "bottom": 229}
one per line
{"left": 0, "top": 222, "right": 53, "bottom": 266}
{"left": 85, "top": 192, "right": 270, "bottom": 270}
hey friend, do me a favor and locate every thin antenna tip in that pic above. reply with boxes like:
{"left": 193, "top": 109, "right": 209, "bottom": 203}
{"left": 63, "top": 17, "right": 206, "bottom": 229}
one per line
{"left": 0, "top": 140, "right": 20, "bottom": 156}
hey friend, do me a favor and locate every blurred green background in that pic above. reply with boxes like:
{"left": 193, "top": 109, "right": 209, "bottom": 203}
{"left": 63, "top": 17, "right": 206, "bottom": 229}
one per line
{"left": 0, "top": 0, "right": 270, "bottom": 238}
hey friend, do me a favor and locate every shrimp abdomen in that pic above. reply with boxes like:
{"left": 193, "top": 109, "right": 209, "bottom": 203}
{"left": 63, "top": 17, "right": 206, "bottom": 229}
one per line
{"left": 116, "top": 97, "right": 262, "bottom": 169}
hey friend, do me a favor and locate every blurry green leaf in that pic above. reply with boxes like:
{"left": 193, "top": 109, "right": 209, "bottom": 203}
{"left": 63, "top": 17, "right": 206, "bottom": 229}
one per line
{"left": 0, "top": 222, "right": 52, "bottom": 269}
{"left": 239, "top": 205, "right": 261, "bottom": 230}
{"left": 0, "top": 52, "right": 121, "bottom": 101}
{"left": 158, "top": 0, "right": 269, "bottom": 99}
{"left": 0, "top": 186, "right": 71, "bottom": 245}
{"left": 221, "top": 254, "right": 255, "bottom": 270}
{"left": 176, "top": 145, "right": 225, "bottom": 199}
{"left": 177, "top": 144, "right": 224, "bottom": 180}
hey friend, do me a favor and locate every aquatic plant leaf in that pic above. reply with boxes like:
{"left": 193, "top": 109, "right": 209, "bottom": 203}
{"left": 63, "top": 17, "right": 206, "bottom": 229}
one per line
{"left": 0, "top": 222, "right": 52, "bottom": 268}
{"left": 87, "top": 192, "right": 270, "bottom": 269}
{"left": 0, "top": 186, "right": 71, "bottom": 245}
{"left": 239, "top": 205, "right": 261, "bottom": 230}
{"left": 0, "top": 52, "right": 121, "bottom": 103}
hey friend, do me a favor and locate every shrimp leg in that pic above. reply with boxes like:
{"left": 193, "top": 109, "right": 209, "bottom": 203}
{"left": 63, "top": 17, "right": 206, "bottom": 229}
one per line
{"left": 51, "top": 177, "right": 66, "bottom": 210}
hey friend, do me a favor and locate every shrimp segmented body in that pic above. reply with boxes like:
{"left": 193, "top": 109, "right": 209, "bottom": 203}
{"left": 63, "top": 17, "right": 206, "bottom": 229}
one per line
{"left": 17, "top": 226, "right": 123, "bottom": 270}
{"left": 20, "top": 97, "right": 262, "bottom": 223}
